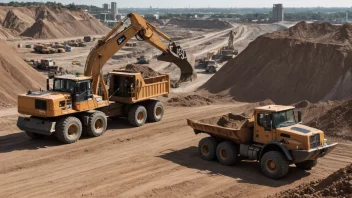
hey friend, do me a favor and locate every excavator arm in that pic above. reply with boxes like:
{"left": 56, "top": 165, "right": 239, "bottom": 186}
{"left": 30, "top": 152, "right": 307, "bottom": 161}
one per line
{"left": 84, "top": 13, "right": 195, "bottom": 100}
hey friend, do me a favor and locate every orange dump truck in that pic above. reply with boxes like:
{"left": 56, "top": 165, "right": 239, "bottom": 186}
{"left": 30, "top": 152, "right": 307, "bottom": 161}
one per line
{"left": 187, "top": 106, "right": 337, "bottom": 179}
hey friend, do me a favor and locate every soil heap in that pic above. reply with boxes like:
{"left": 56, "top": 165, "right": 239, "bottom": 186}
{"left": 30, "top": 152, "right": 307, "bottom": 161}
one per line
{"left": 273, "top": 163, "right": 352, "bottom": 198}
{"left": 0, "top": 40, "right": 46, "bottom": 105}
{"left": 306, "top": 99, "right": 352, "bottom": 141}
{"left": 167, "top": 18, "right": 232, "bottom": 29}
{"left": 125, "top": 64, "right": 161, "bottom": 78}
{"left": 199, "top": 22, "right": 352, "bottom": 104}
{"left": 0, "top": 6, "right": 110, "bottom": 39}
{"left": 200, "top": 113, "right": 247, "bottom": 129}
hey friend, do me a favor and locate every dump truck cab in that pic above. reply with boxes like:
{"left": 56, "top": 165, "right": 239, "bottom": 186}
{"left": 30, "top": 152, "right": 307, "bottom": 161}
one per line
{"left": 187, "top": 105, "right": 337, "bottom": 179}
{"left": 18, "top": 74, "right": 107, "bottom": 118}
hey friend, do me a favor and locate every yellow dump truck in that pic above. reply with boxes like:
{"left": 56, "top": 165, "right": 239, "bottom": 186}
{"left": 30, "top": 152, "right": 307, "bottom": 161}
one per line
{"left": 187, "top": 105, "right": 337, "bottom": 179}
{"left": 17, "top": 71, "right": 169, "bottom": 144}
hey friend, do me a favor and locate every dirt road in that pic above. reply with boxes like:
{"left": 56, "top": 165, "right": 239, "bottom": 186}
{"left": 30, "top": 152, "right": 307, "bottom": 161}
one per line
{"left": 0, "top": 104, "right": 350, "bottom": 198}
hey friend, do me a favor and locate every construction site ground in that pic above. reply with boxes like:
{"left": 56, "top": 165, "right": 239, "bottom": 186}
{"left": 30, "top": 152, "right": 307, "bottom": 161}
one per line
{"left": 2, "top": 22, "right": 351, "bottom": 197}
{"left": 0, "top": 103, "right": 351, "bottom": 197}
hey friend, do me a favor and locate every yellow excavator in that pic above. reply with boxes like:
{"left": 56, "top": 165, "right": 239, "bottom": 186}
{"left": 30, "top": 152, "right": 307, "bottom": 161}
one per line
{"left": 17, "top": 13, "right": 195, "bottom": 144}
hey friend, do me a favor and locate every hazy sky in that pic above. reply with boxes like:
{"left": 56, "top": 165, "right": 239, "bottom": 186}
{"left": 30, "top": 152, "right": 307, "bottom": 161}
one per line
{"left": 3, "top": 0, "right": 352, "bottom": 8}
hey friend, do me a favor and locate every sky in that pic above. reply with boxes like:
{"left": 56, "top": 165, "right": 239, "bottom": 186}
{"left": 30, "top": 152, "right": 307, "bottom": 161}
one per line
{"left": 3, "top": 0, "right": 352, "bottom": 8}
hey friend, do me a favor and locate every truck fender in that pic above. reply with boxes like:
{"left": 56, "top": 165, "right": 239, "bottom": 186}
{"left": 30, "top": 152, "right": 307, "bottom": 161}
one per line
{"left": 259, "top": 142, "right": 293, "bottom": 161}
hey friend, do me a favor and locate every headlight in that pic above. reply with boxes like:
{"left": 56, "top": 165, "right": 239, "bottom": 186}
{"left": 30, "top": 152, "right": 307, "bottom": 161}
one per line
{"left": 324, "top": 139, "right": 327, "bottom": 146}
{"left": 296, "top": 146, "right": 302, "bottom": 150}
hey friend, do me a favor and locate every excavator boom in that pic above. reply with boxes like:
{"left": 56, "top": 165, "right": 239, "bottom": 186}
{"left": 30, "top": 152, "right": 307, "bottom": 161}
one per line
{"left": 84, "top": 13, "right": 196, "bottom": 99}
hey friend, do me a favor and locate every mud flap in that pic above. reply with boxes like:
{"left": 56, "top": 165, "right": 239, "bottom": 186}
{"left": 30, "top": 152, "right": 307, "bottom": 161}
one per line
{"left": 17, "top": 117, "right": 56, "bottom": 136}
{"left": 157, "top": 42, "right": 197, "bottom": 84}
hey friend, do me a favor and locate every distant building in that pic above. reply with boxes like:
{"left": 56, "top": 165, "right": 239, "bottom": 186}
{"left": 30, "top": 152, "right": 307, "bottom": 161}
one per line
{"left": 102, "top": 3, "right": 109, "bottom": 11}
{"left": 272, "top": 4, "right": 284, "bottom": 22}
{"left": 144, "top": 14, "right": 159, "bottom": 20}
{"left": 111, "top": 2, "right": 118, "bottom": 17}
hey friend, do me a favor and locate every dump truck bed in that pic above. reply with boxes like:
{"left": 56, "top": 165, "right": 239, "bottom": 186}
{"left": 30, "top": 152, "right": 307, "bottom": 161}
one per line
{"left": 108, "top": 71, "right": 170, "bottom": 104}
{"left": 187, "top": 113, "right": 254, "bottom": 144}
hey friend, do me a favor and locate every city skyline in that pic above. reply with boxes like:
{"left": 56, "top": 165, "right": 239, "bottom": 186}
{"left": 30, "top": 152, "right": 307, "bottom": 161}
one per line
{"left": 1, "top": 0, "right": 352, "bottom": 8}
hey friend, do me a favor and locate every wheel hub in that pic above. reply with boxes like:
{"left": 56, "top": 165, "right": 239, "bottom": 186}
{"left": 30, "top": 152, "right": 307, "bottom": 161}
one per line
{"left": 220, "top": 148, "right": 227, "bottom": 160}
{"left": 68, "top": 124, "right": 78, "bottom": 137}
{"left": 137, "top": 111, "right": 144, "bottom": 122}
{"left": 266, "top": 159, "right": 277, "bottom": 173}
{"left": 201, "top": 145, "right": 209, "bottom": 155}
{"left": 95, "top": 119, "right": 104, "bottom": 131}
{"left": 156, "top": 107, "right": 162, "bottom": 117}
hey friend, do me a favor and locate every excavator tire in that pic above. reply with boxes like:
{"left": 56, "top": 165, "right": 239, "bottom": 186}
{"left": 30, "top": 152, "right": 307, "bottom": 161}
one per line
{"left": 216, "top": 141, "right": 238, "bottom": 166}
{"left": 25, "top": 131, "right": 46, "bottom": 139}
{"left": 199, "top": 137, "right": 218, "bottom": 161}
{"left": 295, "top": 160, "right": 317, "bottom": 170}
{"left": 261, "top": 151, "right": 289, "bottom": 179}
{"left": 128, "top": 105, "right": 147, "bottom": 127}
{"left": 55, "top": 116, "right": 82, "bottom": 144}
{"left": 147, "top": 100, "right": 164, "bottom": 122}
{"left": 86, "top": 111, "right": 107, "bottom": 137}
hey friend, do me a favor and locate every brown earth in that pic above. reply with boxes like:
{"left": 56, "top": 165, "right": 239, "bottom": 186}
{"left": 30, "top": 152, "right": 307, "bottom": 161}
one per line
{"left": 199, "top": 22, "right": 352, "bottom": 104}
{"left": 272, "top": 163, "right": 352, "bottom": 198}
{"left": 164, "top": 94, "right": 234, "bottom": 107}
{"left": 306, "top": 99, "right": 352, "bottom": 141}
{"left": 0, "top": 104, "right": 351, "bottom": 198}
{"left": 0, "top": 40, "right": 46, "bottom": 105}
{"left": 124, "top": 64, "right": 162, "bottom": 78}
{"left": 200, "top": 113, "right": 247, "bottom": 129}
{"left": 0, "top": 6, "right": 110, "bottom": 39}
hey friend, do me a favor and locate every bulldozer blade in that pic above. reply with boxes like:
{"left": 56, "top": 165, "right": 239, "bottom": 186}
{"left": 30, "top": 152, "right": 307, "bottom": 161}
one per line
{"left": 157, "top": 42, "right": 197, "bottom": 84}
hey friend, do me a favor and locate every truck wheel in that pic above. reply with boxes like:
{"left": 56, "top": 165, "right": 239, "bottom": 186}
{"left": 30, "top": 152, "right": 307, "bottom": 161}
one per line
{"left": 295, "top": 160, "right": 317, "bottom": 170}
{"left": 128, "top": 105, "right": 147, "bottom": 127}
{"left": 261, "top": 151, "right": 289, "bottom": 179}
{"left": 86, "top": 112, "right": 107, "bottom": 137}
{"left": 147, "top": 101, "right": 164, "bottom": 122}
{"left": 25, "top": 131, "right": 46, "bottom": 139}
{"left": 216, "top": 141, "right": 238, "bottom": 166}
{"left": 199, "top": 137, "right": 218, "bottom": 161}
{"left": 55, "top": 116, "right": 82, "bottom": 144}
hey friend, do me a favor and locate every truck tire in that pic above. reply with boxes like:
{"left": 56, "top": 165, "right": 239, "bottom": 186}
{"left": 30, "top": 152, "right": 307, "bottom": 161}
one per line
{"left": 216, "top": 141, "right": 238, "bottom": 166}
{"left": 55, "top": 116, "right": 82, "bottom": 144}
{"left": 147, "top": 100, "right": 164, "bottom": 122}
{"left": 261, "top": 151, "right": 289, "bottom": 179}
{"left": 25, "top": 131, "right": 46, "bottom": 139}
{"left": 128, "top": 105, "right": 147, "bottom": 127}
{"left": 86, "top": 112, "right": 107, "bottom": 137}
{"left": 295, "top": 160, "right": 317, "bottom": 170}
{"left": 199, "top": 137, "right": 217, "bottom": 161}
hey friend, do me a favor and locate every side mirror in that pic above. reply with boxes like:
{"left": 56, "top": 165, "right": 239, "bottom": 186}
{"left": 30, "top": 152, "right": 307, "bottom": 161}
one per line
{"left": 298, "top": 111, "right": 302, "bottom": 124}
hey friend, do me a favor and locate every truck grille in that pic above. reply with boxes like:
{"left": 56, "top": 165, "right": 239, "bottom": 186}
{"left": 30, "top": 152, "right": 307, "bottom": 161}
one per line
{"left": 35, "top": 99, "right": 47, "bottom": 110}
{"left": 310, "top": 134, "right": 320, "bottom": 149}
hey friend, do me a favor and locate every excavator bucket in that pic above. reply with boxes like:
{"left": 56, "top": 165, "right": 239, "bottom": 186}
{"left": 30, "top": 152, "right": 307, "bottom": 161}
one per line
{"left": 157, "top": 42, "right": 196, "bottom": 84}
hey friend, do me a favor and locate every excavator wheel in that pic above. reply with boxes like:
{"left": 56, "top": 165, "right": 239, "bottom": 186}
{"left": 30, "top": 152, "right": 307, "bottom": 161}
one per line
{"left": 128, "top": 105, "right": 147, "bottom": 127}
{"left": 86, "top": 111, "right": 107, "bottom": 137}
{"left": 55, "top": 116, "right": 82, "bottom": 144}
{"left": 147, "top": 100, "right": 164, "bottom": 122}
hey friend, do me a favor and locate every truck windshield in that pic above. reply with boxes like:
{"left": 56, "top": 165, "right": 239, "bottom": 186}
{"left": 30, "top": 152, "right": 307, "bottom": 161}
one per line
{"left": 53, "top": 79, "right": 75, "bottom": 93}
{"left": 273, "top": 110, "right": 296, "bottom": 128}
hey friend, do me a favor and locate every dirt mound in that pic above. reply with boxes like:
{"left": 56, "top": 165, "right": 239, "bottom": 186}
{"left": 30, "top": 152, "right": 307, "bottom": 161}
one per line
{"left": 199, "top": 22, "right": 352, "bottom": 104}
{"left": 306, "top": 100, "right": 352, "bottom": 141}
{"left": 125, "top": 64, "right": 161, "bottom": 78}
{"left": 0, "top": 6, "right": 109, "bottom": 39}
{"left": 165, "top": 94, "right": 234, "bottom": 107}
{"left": 273, "top": 163, "right": 352, "bottom": 198}
{"left": 0, "top": 40, "right": 46, "bottom": 105}
{"left": 2, "top": 9, "right": 35, "bottom": 33}
{"left": 199, "top": 113, "right": 247, "bottom": 129}
{"left": 167, "top": 18, "right": 232, "bottom": 29}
